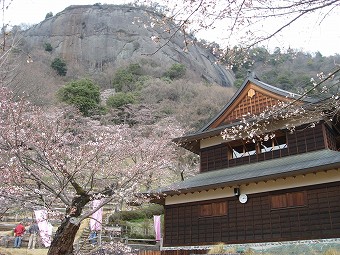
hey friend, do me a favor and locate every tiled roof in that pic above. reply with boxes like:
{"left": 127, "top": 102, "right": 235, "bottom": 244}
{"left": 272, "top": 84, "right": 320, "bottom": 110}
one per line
{"left": 154, "top": 149, "right": 340, "bottom": 195}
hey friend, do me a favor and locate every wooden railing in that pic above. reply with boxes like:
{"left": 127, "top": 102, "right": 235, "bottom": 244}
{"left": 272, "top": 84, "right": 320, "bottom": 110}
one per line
{"left": 74, "top": 235, "right": 159, "bottom": 253}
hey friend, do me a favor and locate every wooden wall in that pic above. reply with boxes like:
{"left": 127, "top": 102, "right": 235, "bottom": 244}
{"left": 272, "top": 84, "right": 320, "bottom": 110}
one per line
{"left": 286, "top": 122, "right": 326, "bottom": 155}
{"left": 200, "top": 123, "right": 338, "bottom": 173}
{"left": 163, "top": 181, "right": 340, "bottom": 247}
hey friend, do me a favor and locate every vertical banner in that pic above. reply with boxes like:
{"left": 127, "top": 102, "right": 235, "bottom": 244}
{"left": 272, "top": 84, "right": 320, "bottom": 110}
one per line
{"left": 34, "top": 209, "right": 53, "bottom": 247}
{"left": 90, "top": 199, "right": 103, "bottom": 231}
{"left": 154, "top": 215, "right": 161, "bottom": 241}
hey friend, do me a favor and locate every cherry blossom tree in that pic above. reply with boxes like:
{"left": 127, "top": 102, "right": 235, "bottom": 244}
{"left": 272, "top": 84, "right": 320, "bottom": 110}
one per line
{"left": 0, "top": 87, "right": 183, "bottom": 255}
{"left": 137, "top": 1, "right": 339, "bottom": 57}
{"left": 167, "top": 147, "right": 199, "bottom": 182}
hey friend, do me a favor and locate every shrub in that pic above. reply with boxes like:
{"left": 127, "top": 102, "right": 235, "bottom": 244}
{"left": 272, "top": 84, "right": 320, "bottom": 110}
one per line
{"left": 44, "top": 43, "right": 53, "bottom": 52}
{"left": 112, "top": 63, "right": 144, "bottom": 92}
{"left": 233, "top": 78, "right": 244, "bottom": 88}
{"left": 275, "top": 74, "right": 293, "bottom": 90}
{"left": 109, "top": 204, "right": 164, "bottom": 223}
{"left": 142, "top": 204, "right": 164, "bottom": 218}
{"left": 128, "top": 63, "right": 143, "bottom": 76}
{"left": 110, "top": 210, "right": 146, "bottom": 222}
{"left": 45, "top": 12, "right": 53, "bottom": 19}
{"left": 129, "top": 232, "right": 155, "bottom": 240}
{"left": 51, "top": 58, "right": 67, "bottom": 76}
{"left": 162, "top": 63, "right": 186, "bottom": 80}
{"left": 112, "top": 69, "right": 135, "bottom": 92}
{"left": 57, "top": 79, "right": 100, "bottom": 116}
{"left": 106, "top": 92, "right": 136, "bottom": 108}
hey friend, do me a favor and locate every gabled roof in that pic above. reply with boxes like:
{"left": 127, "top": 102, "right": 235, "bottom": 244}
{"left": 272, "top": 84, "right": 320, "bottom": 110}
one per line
{"left": 153, "top": 149, "right": 340, "bottom": 196}
{"left": 173, "top": 77, "right": 318, "bottom": 153}
{"left": 199, "top": 77, "right": 317, "bottom": 132}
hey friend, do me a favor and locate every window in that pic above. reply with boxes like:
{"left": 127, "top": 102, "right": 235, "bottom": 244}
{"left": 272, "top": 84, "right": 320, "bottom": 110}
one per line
{"left": 228, "top": 134, "right": 287, "bottom": 159}
{"left": 260, "top": 136, "right": 287, "bottom": 153}
{"left": 231, "top": 143, "right": 256, "bottom": 159}
{"left": 271, "top": 191, "right": 306, "bottom": 209}
{"left": 200, "top": 201, "right": 228, "bottom": 217}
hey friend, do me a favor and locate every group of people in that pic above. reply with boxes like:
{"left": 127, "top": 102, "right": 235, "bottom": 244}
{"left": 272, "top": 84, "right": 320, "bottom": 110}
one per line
{"left": 13, "top": 221, "right": 40, "bottom": 249}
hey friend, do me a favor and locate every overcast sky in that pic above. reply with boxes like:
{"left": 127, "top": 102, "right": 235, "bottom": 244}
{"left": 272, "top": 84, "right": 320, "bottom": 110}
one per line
{"left": 2, "top": 0, "right": 339, "bottom": 56}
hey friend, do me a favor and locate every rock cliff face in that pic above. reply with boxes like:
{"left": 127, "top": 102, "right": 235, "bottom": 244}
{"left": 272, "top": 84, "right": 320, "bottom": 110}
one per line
{"left": 23, "top": 4, "right": 234, "bottom": 85}
{"left": 11, "top": 4, "right": 235, "bottom": 104}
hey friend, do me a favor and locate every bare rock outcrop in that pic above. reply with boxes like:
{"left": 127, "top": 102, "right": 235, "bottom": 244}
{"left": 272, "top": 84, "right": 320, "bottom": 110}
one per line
{"left": 23, "top": 4, "right": 234, "bottom": 86}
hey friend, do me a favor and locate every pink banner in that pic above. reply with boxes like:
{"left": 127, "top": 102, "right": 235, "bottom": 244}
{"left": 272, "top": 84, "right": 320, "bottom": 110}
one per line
{"left": 90, "top": 200, "right": 103, "bottom": 231}
{"left": 154, "top": 215, "right": 161, "bottom": 241}
{"left": 34, "top": 209, "right": 53, "bottom": 247}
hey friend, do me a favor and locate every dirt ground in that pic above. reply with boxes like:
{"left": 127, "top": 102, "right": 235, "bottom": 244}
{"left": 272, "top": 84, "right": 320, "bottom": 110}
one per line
{"left": 0, "top": 247, "right": 48, "bottom": 255}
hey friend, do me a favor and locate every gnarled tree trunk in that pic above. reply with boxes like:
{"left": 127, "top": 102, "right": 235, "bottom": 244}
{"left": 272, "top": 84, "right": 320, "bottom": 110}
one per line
{"left": 47, "top": 217, "right": 80, "bottom": 255}
{"left": 48, "top": 194, "right": 90, "bottom": 255}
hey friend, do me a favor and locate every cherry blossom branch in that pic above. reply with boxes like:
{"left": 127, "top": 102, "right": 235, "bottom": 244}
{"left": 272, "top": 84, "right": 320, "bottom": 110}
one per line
{"left": 142, "top": 0, "right": 204, "bottom": 55}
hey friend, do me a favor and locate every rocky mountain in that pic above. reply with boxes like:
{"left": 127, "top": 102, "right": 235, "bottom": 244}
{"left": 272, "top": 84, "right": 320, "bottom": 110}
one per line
{"left": 11, "top": 4, "right": 234, "bottom": 104}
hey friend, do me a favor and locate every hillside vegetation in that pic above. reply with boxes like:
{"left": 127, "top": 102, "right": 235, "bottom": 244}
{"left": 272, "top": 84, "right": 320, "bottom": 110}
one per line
{"left": 227, "top": 47, "right": 340, "bottom": 96}
{"left": 55, "top": 61, "right": 235, "bottom": 132}
{"left": 55, "top": 47, "right": 339, "bottom": 133}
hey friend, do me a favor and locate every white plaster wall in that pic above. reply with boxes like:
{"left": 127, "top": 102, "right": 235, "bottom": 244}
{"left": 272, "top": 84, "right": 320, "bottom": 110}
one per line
{"left": 165, "top": 169, "right": 340, "bottom": 205}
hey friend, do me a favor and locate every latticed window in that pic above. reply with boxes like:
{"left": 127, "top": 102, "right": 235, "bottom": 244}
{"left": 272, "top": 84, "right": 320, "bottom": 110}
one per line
{"left": 200, "top": 201, "right": 228, "bottom": 217}
{"left": 271, "top": 191, "right": 306, "bottom": 209}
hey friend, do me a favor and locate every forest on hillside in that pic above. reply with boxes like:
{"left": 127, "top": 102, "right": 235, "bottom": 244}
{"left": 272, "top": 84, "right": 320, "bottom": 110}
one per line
{"left": 224, "top": 47, "right": 339, "bottom": 96}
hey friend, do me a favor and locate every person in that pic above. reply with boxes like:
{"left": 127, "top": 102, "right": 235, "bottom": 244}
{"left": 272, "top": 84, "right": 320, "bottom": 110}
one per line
{"left": 13, "top": 222, "right": 25, "bottom": 248}
{"left": 27, "top": 221, "right": 39, "bottom": 249}
{"left": 89, "top": 230, "right": 97, "bottom": 246}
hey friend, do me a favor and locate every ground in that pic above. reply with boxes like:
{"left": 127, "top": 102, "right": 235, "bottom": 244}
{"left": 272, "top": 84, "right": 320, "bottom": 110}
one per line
{"left": 0, "top": 247, "right": 47, "bottom": 255}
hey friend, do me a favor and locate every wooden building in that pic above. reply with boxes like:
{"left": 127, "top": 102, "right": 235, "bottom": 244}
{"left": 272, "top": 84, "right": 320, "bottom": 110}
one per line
{"left": 151, "top": 76, "right": 340, "bottom": 251}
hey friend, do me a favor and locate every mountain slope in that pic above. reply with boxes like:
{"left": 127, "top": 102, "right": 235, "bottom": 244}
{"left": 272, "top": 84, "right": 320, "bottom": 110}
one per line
{"left": 12, "top": 4, "right": 234, "bottom": 104}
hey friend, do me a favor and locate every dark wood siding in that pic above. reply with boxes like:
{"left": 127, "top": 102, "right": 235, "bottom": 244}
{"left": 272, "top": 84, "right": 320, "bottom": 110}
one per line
{"left": 324, "top": 124, "right": 338, "bottom": 150}
{"left": 200, "top": 123, "right": 328, "bottom": 173}
{"left": 287, "top": 123, "right": 325, "bottom": 154}
{"left": 163, "top": 181, "right": 340, "bottom": 247}
{"left": 200, "top": 144, "right": 228, "bottom": 173}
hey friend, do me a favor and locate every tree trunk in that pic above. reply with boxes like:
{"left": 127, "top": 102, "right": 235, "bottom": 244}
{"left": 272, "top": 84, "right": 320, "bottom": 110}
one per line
{"left": 47, "top": 194, "right": 90, "bottom": 255}
{"left": 47, "top": 216, "right": 80, "bottom": 255}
